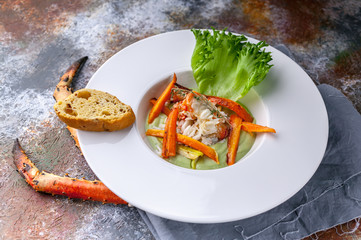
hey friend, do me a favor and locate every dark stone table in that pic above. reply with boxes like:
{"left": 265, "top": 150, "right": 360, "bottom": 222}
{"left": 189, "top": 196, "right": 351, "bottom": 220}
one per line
{"left": 1, "top": 1, "right": 360, "bottom": 239}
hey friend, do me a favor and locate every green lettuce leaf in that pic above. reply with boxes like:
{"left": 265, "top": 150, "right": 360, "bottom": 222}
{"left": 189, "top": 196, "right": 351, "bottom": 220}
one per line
{"left": 191, "top": 28, "right": 273, "bottom": 101}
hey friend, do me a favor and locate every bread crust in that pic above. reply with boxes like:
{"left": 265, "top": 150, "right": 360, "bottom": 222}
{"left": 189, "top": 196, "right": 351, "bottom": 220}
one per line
{"left": 54, "top": 89, "right": 135, "bottom": 131}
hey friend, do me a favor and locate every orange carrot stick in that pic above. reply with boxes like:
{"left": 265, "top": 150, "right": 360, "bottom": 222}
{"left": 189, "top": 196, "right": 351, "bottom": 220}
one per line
{"left": 162, "top": 117, "right": 169, "bottom": 158}
{"left": 241, "top": 122, "right": 276, "bottom": 133}
{"left": 162, "top": 107, "right": 179, "bottom": 158}
{"left": 166, "top": 107, "right": 179, "bottom": 157}
{"left": 207, "top": 96, "right": 253, "bottom": 122}
{"left": 146, "top": 129, "right": 219, "bottom": 163}
{"left": 177, "top": 134, "right": 219, "bottom": 163}
{"left": 227, "top": 114, "right": 243, "bottom": 166}
{"left": 149, "top": 98, "right": 171, "bottom": 116}
{"left": 148, "top": 73, "right": 177, "bottom": 123}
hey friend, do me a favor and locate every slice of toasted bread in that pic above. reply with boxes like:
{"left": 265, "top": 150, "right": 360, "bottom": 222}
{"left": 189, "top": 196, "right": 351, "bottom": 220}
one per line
{"left": 54, "top": 89, "right": 135, "bottom": 131}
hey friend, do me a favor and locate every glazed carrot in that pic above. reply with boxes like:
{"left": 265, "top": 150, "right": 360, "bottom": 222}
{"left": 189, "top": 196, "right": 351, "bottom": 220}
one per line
{"left": 241, "top": 122, "right": 276, "bottom": 133}
{"left": 146, "top": 129, "right": 219, "bottom": 163}
{"left": 166, "top": 107, "right": 179, "bottom": 157}
{"left": 148, "top": 73, "right": 177, "bottom": 123}
{"left": 178, "top": 134, "right": 219, "bottom": 163}
{"left": 227, "top": 114, "right": 243, "bottom": 166}
{"left": 162, "top": 117, "right": 169, "bottom": 158}
{"left": 149, "top": 98, "right": 171, "bottom": 116}
{"left": 207, "top": 96, "right": 253, "bottom": 122}
{"left": 162, "top": 107, "right": 178, "bottom": 158}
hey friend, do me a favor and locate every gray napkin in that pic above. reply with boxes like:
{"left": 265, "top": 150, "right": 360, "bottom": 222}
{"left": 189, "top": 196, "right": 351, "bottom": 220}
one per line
{"left": 138, "top": 83, "right": 361, "bottom": 240}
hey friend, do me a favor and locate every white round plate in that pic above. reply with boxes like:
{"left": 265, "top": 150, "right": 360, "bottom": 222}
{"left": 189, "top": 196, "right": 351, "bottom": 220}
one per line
{"left": 77, "top": 30, "right": 328, "bottom": 223}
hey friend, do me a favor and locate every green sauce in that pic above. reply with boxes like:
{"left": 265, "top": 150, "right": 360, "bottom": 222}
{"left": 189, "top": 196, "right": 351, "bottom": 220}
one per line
{"left": 146, "top": 113, "right": 256, "bottom": 170}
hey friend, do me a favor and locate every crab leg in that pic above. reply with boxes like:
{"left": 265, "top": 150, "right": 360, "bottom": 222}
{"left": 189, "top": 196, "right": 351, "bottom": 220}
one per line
{"left": 13, "top": 139, "right": 127, "bottom": 205}
{"left": 53, "top": 56, "right": 88, "bottom": 102}
{"left": 53, "top": 56, "right": 88, "bottom": 149}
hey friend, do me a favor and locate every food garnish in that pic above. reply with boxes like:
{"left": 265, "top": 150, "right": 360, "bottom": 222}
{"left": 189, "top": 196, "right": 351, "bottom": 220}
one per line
{"left": 191, "top": 28, "right": 273, "bottom": 101}
{"left": 177, "top": 145, "right": 204, "bottom": 161}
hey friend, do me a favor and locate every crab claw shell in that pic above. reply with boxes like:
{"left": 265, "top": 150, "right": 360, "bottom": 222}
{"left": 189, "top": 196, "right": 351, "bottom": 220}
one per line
{"left": 53, "top": 56, "right": 88, "bottom": 102}
{"left": 13, "top": 138, "right": 40, "bottom": 188}
{"left": 54, "top": 56, "right": 88, "bottom": 149}
{"left": 13, "top": 139, "right": 127, "bottom": 205}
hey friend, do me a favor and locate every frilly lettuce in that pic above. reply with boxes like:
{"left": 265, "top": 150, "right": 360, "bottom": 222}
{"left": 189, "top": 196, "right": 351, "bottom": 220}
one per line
{"left": 191, "top": 29, "right": 273, "bottom": 101}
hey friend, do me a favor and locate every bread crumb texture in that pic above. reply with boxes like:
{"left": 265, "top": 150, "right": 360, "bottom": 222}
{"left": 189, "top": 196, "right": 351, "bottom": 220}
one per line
{"left": 54, "top": 89, "right": 135, "bottom": 131}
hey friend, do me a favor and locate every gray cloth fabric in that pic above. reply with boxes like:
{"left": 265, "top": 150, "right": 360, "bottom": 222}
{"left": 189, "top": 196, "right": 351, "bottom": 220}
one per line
{"left": 138, "top": 83, "right": 361, "bottom": 240}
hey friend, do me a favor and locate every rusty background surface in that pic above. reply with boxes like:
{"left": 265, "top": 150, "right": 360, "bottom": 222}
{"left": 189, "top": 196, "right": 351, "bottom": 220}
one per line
{"left": 0, "top": 0, "right": 360, "bottom": 239}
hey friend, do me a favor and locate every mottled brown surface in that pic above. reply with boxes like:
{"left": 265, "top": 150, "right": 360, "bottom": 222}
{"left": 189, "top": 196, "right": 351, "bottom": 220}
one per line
{"left": 0, "top": 0, "right": 87, "bottom": 42}
{"left": 304, "top": 219, "right": 361, "bottom": 240}
{"left": 319, "top": 47, "right": 361, "bottom": 111}
{"left": 269, "top": 0, "right": 327, "bottom": 44}
{"left": 1, "top": 0, "right": 360, "bottom": 239}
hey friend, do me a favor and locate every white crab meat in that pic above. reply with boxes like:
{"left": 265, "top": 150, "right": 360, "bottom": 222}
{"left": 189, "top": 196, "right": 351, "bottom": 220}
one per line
{"left": 177, "top": 93, "right": 229, "bottom": 146}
